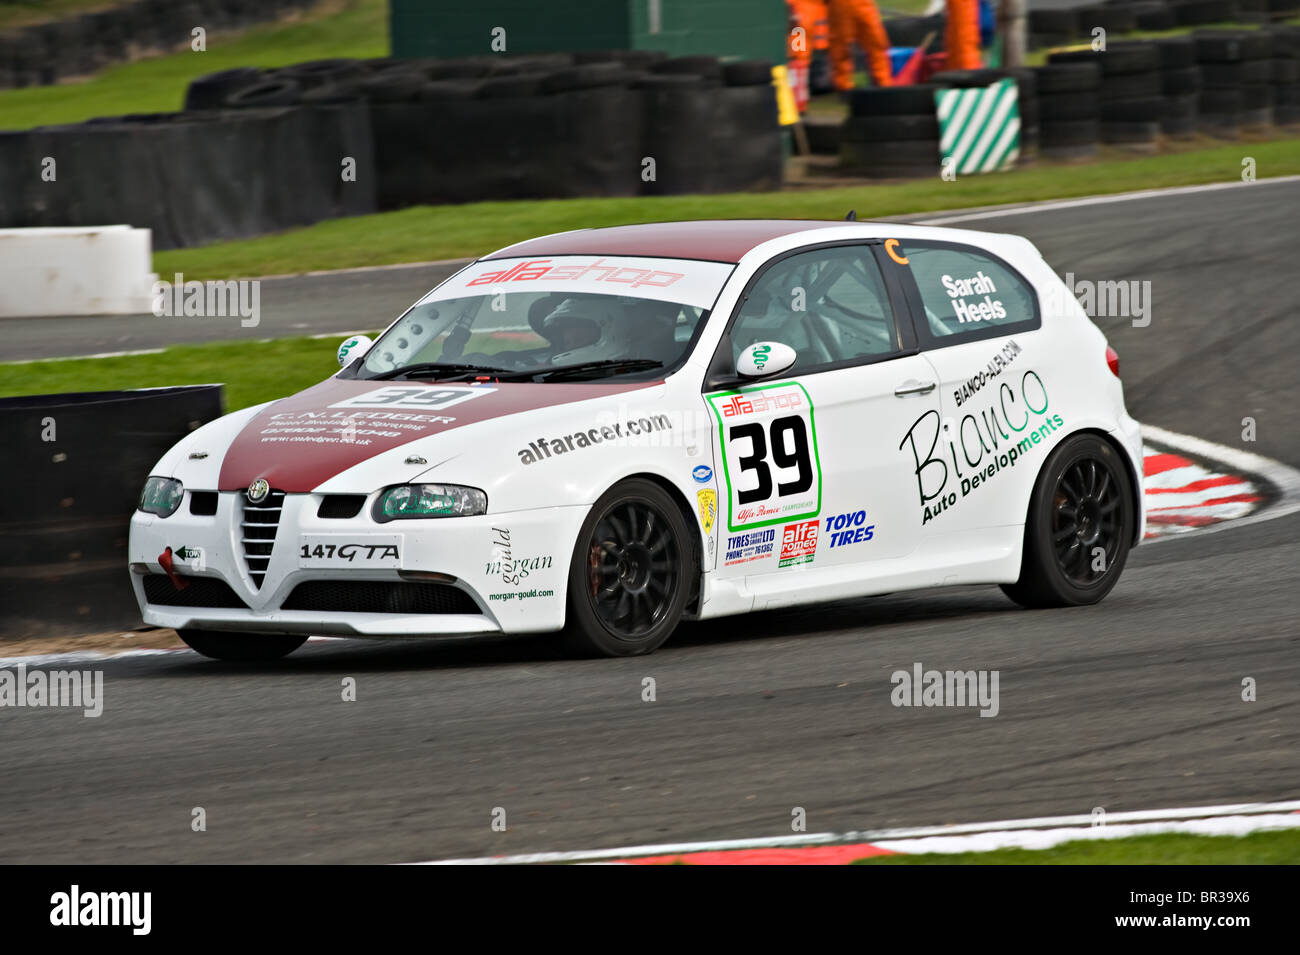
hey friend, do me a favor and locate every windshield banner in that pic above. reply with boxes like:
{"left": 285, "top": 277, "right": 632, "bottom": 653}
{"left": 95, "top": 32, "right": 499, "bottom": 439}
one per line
{"left": 425, "top": 256, "right": 735, "bottom": 310}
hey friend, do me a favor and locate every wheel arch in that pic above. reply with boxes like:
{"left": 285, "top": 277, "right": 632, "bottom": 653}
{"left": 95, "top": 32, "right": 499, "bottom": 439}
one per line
{"left": 1054, "top": 426, "right": 1144, "bottom": 547}
{"left": 609, "top": 470, "right": 705, "bottom": 615}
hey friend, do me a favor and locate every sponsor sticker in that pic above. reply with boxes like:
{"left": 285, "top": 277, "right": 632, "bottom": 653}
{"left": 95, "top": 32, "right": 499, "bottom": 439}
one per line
{"left": 778, "top": 519, "right": 819, "bottom": 568}
{"left": 900, "top": 368, "right": 1063, "bottom": 526}
{"left": 707, "top": 381, "right": 822, "bottom": 532}
{"left": 697, "top": 489, "right": 717, "bottom": 535}
{"left": 723, "top": 528, "right": 776, "bottom": 567}
{"left": 427, "top": 255, "right": 735, "bottom": 310}
{"left": 692, "top": 464, "right": 713, "bottom": 483}
{"left": 823, "top": 510, "right": 876, "bottom": 548}
{"left": 299, "top": 535, "right": 402, "bottom": 568}
{"left": 488, "top": 526, "right": 553, "bottom": 587}
{"left": 329, "top": 385, "right": 494, "bottom": 412}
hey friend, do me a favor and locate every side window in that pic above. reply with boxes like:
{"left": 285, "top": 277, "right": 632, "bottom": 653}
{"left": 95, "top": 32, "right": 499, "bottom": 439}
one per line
{"left": 901, "top": 242, "right": 1039, "bottom": 344}
{"left": 731, "top": 245, "right": 899, "bottom": 372}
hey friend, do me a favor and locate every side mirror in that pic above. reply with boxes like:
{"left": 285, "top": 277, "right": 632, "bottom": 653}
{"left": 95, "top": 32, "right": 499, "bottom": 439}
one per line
{"left": 737, "top": 341, "right": 796, "bottom": 379}
{"left": 337, "top": 334, "right": 373, "bottom": 367}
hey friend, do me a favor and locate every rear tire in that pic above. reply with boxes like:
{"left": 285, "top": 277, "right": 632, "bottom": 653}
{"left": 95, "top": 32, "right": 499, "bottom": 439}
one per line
{"left": 179, "top": 629, "right": 307, "bottom": 661}
{"left": 563, "top": 479, "right": 695, "bottom": 657}
{"left": 1001, "top": 434, "right": 1135, "bottom": 609}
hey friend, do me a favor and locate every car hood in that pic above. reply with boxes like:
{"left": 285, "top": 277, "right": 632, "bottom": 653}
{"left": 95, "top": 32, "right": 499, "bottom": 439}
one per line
{"left": 215, "top": 376, "right": 655, "bottom": 492}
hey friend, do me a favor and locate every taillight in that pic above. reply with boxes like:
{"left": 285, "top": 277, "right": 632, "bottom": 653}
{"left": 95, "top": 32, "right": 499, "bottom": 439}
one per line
{"left": 1105, "top": 345, "right": 1120, "bottom": 378}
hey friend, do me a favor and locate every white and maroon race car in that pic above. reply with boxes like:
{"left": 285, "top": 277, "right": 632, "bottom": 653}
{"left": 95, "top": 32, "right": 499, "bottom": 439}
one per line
{"left": 129, "top": 219, "right": 1145, "bottom": 660}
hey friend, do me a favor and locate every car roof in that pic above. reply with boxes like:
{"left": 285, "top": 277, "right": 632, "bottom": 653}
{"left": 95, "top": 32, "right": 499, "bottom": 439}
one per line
{"left": 482, "top": 219, "right": 886, "bottom": 265}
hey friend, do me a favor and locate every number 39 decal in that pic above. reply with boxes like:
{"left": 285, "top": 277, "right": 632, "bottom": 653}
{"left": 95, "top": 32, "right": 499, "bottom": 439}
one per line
{"left": 707, "top": 382, "right": 822, "bottom": 531}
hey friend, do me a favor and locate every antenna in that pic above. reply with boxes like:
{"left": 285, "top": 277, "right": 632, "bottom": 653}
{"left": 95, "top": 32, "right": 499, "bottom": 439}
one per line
{"left": 845, "top": 210, "right": 857, "bottom": 221}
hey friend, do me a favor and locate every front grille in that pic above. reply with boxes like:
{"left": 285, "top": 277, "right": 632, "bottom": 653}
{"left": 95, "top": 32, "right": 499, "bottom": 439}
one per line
{"left": 240, "top": 488, "right": 284, "bottom": 589}
{"left": 143, "top": 573, "right": 247, "bottom": 609}
{"left": 281, "top": 581, "right": 479, "bottom": 615}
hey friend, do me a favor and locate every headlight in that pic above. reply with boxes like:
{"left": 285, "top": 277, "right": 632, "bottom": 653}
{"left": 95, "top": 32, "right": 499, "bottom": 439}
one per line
{"left": 138, "top": 476, "right": 184, "bottom": 517}
{"left": 374, "top": 484, "right": 487, "bottom": 521}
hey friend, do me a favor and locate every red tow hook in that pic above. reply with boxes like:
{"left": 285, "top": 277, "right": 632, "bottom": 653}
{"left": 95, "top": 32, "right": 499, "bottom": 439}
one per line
{"left": 158, "top": 547, "right": 190, "bottom": 591}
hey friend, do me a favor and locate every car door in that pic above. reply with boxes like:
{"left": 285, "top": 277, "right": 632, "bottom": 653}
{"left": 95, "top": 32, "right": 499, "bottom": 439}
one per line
{"left": 886, "top": 238, "right": 1051, "bottom": 537}
{"left": 701, "top": 240, "right": 943, "bottom": 585}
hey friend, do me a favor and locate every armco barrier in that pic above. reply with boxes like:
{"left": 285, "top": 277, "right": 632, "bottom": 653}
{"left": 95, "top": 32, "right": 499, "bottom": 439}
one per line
{"left": 0, "top": 385, "right": 224, "bottom": 639}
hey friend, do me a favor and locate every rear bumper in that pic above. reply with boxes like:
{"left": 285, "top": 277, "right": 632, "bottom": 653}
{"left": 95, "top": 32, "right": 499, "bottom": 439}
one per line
{"left": 1110, "top": 411, "right": 1147, "bottom": 544}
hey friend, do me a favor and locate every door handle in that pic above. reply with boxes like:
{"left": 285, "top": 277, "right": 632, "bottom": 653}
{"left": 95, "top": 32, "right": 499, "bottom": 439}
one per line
{"left": 894, "top": 379, "right": 936, "bottom": 397}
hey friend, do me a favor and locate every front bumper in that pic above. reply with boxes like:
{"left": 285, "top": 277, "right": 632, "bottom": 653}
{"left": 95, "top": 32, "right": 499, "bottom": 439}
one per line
{"left": 128, "top": 489, "right": 584, "bottom": 637}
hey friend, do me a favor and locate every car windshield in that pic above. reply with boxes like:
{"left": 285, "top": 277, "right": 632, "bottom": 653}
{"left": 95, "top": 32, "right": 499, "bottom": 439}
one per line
{"left": 355, "top": 255, "right": 734, "bottom": 382}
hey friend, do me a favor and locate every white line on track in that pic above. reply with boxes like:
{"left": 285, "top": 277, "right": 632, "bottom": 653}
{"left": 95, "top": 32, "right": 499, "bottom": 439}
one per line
{"left": 408, "top": 799, "right": 1300, "bottom": 864}
{"left": 3, "top": 348, "right": 165, "bottom": 364}
{"left": 914, "top": 174, "right": 1300, "bottom": 226}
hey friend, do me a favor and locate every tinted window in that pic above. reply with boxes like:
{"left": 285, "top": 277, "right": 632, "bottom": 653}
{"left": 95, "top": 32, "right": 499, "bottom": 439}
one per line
{"left": 731, "top": 245, "right": 899, "bottom": 371}
{"left": 901, "top": 242, "right": 1038, "bottom": 343}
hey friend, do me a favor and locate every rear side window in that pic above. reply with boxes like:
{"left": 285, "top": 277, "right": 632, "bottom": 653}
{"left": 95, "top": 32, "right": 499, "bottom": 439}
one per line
{"left": 900, "top": 242, "right": 1039, "bottom": 346}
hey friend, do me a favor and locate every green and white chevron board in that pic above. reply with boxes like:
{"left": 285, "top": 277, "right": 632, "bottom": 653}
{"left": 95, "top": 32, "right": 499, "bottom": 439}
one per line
{"left": 935, "top": 78, "right": 1020, "bottom": 175}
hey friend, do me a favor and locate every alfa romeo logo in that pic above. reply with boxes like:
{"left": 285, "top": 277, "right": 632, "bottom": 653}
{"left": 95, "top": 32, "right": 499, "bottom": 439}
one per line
{"left": 246, "top": 479, "right": 271, "bottom": 504}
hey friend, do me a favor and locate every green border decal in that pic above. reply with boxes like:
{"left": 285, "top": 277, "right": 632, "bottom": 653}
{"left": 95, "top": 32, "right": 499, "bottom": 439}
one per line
{"left": 706, "top": 381, "right": 823, "bottom": 533}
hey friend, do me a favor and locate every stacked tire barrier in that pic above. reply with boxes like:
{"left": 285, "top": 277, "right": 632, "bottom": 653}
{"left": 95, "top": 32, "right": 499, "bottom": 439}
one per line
{"left": 1050, "top": 42, "right": 1162, "bottom": 150}
{"left": 0, "top": 0, "right": 321, "bottom": 89}
{"left": 1172, "top": 1, "right": 1242, "bottom": 26}
{"left": 0, "top": 385, "right": 224, "bottom": 639}
{"left": 1156, "top": 36, "right": 1201, "bottom": 138}
{"left": 1272, "top": 25, "right": 1300, "bottom": 126}
{"left": 0, "top": 52, "right": 780, "bottom": 248}
{"left": 1036, "top": 61, "right": 1102, "bottom": 159}
{"left": 1195, "top": 29, "right": 1275, "bottom": 134}
{"left": 1014, "top": 67, "right": 1041, "bottom": 160}
{"left": 840, "top": 85, "right": 942, "bottom": 178}
{"left": 1075, "top": 4, "right": 1138, "bottom": 38}
{"left": 186, "top": 52, "right": 781, "bottom": 208}
{"left": 1030, "top": 2, "right": 1175, "bottom": 49}
{"left": 1026, "top": 0, "right": 1298, "bottom": 49}
{"left": 0, "top": 102, "right": 376, "bottom": 250}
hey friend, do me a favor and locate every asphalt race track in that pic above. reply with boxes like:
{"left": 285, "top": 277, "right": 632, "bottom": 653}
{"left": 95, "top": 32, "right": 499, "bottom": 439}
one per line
{"left": 1, "top": 181, "right": 1297, "bottom": 863}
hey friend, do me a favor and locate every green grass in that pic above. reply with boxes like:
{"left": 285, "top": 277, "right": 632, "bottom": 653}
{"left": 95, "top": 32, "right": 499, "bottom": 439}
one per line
{"left": 0, "top": 334, "right": 354, "bottom": 411}
{"left": 0, "top": 0, "right": 386, "bottom": 130}
{"left": 154, "top": 136, "right": 1300, "bottom": 279}
{"left": 881, "top": 1, "right": 936, "bottom": 16}
{"left": 854, "top": 829, "right": 1300, "bottom": 864}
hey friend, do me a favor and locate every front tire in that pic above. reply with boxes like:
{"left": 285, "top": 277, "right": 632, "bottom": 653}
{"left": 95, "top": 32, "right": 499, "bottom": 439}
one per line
{"left": 1001, "top": 433, "right": 1135, "bottom": 609}
{"left": 178, "top": 629, "right": 307, "bottom": 661}
{"left": 563, "top": 479, "right": 695, "bottom": 657}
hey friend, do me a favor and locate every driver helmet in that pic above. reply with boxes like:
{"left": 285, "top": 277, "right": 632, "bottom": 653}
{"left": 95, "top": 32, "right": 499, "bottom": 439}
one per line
{"left": 541, "top": 297, "right": 635, "bottom": 364}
